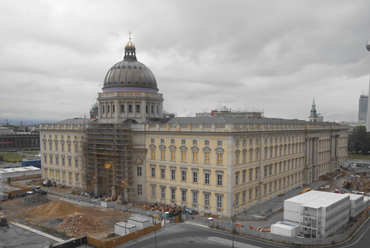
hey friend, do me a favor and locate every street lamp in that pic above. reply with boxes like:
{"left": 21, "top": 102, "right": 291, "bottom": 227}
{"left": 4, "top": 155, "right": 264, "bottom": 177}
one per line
{"left": 152, "top": 215, "right": 157, "bottom": 248}
{"left": 232, "top": 201, "right": 236, "bottom": 248}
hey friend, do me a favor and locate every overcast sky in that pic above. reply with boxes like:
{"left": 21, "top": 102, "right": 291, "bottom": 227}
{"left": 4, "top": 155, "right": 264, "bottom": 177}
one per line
{"left": 1, "top": 0, "right": 370, "bottom": 124}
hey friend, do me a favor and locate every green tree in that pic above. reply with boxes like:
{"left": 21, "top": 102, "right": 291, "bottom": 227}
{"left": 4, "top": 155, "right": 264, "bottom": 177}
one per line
{"left": 348, "top": 126, "right": 370, "bottom": 154}
{"left": 0, "top": 155, "right": 4, "bottom": 163}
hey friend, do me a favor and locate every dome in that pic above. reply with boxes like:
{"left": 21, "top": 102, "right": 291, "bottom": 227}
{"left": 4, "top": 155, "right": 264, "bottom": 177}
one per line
{"left": 103, "top": 37, "right": 158, "bottom": 92}
{"left": 91, "top": 102, "right": 98, "bottom": 110}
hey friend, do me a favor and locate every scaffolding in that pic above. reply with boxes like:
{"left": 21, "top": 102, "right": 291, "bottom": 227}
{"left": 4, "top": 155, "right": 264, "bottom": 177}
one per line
{"left": 82, "top": 123, "right": 136, "bottom": 202}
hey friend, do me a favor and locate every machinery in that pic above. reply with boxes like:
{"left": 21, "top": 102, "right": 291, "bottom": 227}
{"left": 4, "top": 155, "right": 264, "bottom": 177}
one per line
{"left": 42, "top": 179, "right": 55, "bottom": 187}
{"left": 343, "top": 181, "right": 352, "bottom": 189}
{"left": 0, "top": 215, "right": 8, "bottom": 228}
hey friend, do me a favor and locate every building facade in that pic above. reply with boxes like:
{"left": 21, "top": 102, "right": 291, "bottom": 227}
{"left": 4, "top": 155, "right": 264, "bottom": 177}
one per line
{"left": 39, "top": 36, "right": 348, "bottom": 217}
{"left": 359, "top": 94, "right": 368, "bottom": 122}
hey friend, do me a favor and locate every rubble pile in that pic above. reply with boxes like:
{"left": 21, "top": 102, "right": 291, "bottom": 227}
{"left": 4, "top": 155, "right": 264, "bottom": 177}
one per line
{"left": 21, "top": 194, "right": 50, "bottom": 206}
{"left": 57, "top": 214, "right": 104, "bottom": 237}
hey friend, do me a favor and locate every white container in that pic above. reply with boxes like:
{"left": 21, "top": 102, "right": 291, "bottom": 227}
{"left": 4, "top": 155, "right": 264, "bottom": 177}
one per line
{"left": 271, "top": 221, "right": 300, "bottom": 237}
{"left": 114, "top": 222, "right": 136, "bottom": 236}
{"left": 128, "top": 216, "right": 150, "bottom": 230}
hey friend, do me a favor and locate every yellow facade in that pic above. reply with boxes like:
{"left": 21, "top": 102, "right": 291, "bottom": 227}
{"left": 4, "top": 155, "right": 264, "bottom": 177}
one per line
{"left": 144, "top": 122, "right": 347, "bottom": 217}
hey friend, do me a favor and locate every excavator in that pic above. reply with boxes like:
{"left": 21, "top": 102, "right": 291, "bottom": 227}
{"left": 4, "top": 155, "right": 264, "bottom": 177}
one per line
{"left": 343, "top": 181, "right": 352, "bottom": 189}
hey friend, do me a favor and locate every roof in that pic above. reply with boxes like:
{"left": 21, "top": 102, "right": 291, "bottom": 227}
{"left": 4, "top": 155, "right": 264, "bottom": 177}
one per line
{"left": 349, "top": 194, "right": 364, "bottom": 200}
{"left": 115, "top": 222, "right": 136, "bottom": 228}
{"left": 0, "top": 166, "right": 40, "bottom": 174}
{"left": 55, "top": 118, "right": 93, "bottom": 125}
{"left": 285, "top": 190, "right": 349, "bottom": 209}
{"left": 272, "top": 221, "right": 300, "bottom": 230}
{"left": 147, "top": 116, "right": 342, "bottom": 126}
{"left": 128, "top": 216, "right": 149, "bottom": 223}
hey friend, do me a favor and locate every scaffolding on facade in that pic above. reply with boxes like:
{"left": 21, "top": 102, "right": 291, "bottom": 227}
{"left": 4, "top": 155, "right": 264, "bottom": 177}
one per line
{"left": 82, "top": 123, "right": 136, "bottom": 203}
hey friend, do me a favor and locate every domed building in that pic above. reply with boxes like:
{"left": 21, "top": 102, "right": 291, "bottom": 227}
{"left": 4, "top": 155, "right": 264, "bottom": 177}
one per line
{"left": 97, "top": 36, "right": 164, "bottom": 124}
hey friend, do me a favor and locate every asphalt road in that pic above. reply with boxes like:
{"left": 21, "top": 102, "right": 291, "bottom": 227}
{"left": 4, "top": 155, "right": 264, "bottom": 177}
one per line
{"left": 120, "top": 223, "right": 286, "bottom": 248}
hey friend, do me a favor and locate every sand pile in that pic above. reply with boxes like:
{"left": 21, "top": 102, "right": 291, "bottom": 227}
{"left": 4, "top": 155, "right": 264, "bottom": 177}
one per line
{"left": 21, "top": 194, "right": 50, "bottom": 206}
{"left": 57, "top": 214, "right": 104, "bottom": 237}
{"left": 28, "top": 201, "right": 84, "bottom": 218}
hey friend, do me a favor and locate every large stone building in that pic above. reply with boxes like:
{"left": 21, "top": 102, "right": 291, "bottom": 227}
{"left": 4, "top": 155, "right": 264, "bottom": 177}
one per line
{"left": 39, "top": 36, "right": 348, "bottom": 217}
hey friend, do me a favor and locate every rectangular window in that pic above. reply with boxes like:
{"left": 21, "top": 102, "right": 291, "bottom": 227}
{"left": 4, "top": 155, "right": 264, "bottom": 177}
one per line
{"left": 205, "top": 152, "right": 210, "bottom": 164}
{"left": 171, "top": 188, "right": 176, "bottom": 200}
{"left": 193, "top": 140, "right": 197, "bottom": 145}
{"left": 249, "top": 170, "right": 253, "bottom": 181}
{"left": 75, "top": 157, "right": 78, "bottom": 167}
{"left": 205, "top": 140, "right": 209, "bottom": 146}
{"left": 264, "top": 167, "right": 268, "bottom": 177}
{"left": 171, "top": 150, "right": 175, "bottom": 161}
{"left": 269, "top": 167, "right": 272, "bottom": 176}
{"left": 264, "top": 184, "right": 267, "bottom": 195}
{"left": 129, "top": 104, "right": 133, "bottom": 113}
{"left": 44, "top": 154, "right": 47, "bottom": 164}
{"left": 171, "top": 139, "right": 175, "bottom": 144}
{"left": 217, "top": 174, "right": 223, "bottom": 186}
{"left": 151, "top": 167, "right": 155, "bottom": 177}
{"left": 193, "top": 192, "right": 198, "bottom": 204}
{"left": 112, "top": 104, "right": 115, "bottom": 113}
{"left": 182, "top": 171, "right": 186, "bottom": 181}
{"left": 193, "top": 152, "right": 198, "bottom": 163}
{"left": 249, "top": 190, "right": 252, "bottom": 201}
{"left": 49, "top": 155, "right": 53, "bottom": 164}
{"left": 235, "top": 195, "right": 239, "bottom": 206}
{"left": 243, "top": 192, "right": 246, "bottom": 203}
{"left": 217, "top": 141, "right": 222, "bottom": 146}
{"left": 137, "top": 167, "right": 142, "bottom": 176}
{"left": 235, "top": 174, "right": 239, "bottom": 185}
{"left": 68, "top": 157, "right": 71, "bottom": 166}
{"left": 161, "top": 187, "right": 165, "bottom": 198}
{"left": 136, "top": 104, "right": 140, "bottom": 113}
{"left": 193, "top": 172, "right": 198, "bottom": 183}
{"left": 151, "top": 149, "right": 155, "bottom": 160}
{"left": 55, "top": 156, "right": 59, "bottom": 165}
{"left": 137, "top": 184, "right": 142, "bottom": 195}
{"left": 242, "top": 173, "right": 246, "bottom": 183}
{"left": 171, "top": 169, "right": 175, "bottom": 180}
{"left": 151, "top": 186, "right": 155, "bottom": 197}
{"left": 151, "top": 105, "right": 154, "bottom": 113}
{"left": 182, "top": 139, "right": 186, "bottom": 145}
{"left": 217, "top": 195, "right": 222, "bottom": 208}
{"left": 62, "top": 157, "right": 65, "bottom": 166}
{"left": 121, "top": 104, "right": 125, "bottom": 113}
{"left": 217, "top": 153, "right": 223, "bottom": 165}
{"left": 204, "top": 194, "right": 210, "bottom": 206}
{"left": 161, "top": 150, "right": 165, "bottom": 160}
{"left": 204, "top": 173, "right": 210, "bottom": 184}
{"left": 181, "top": 151, "right": 186, "bottom": 162}
{"left": 161, "top": 168, "right": 165, "bottom": 179}
{"left": 182, "top": 191, "right": 187, "bottom": 202}
{"left": 255, "top": 187, "right": 259, "bottom": 198}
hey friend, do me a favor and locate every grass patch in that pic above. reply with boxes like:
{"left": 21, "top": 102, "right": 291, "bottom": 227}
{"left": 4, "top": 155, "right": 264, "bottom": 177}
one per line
{"left": 348, "top": 153, "right": 370, "bottom": 160}
{"left": 23, "top": 151, "right": 40, "bottom": 155}
{"left": 1, "top": 153, "right": 24, "bottom": 162}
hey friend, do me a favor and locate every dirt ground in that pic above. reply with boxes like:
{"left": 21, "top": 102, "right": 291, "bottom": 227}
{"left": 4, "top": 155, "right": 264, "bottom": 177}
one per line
{"left": 1, "top": 189, "right": 132, "bottom": 239}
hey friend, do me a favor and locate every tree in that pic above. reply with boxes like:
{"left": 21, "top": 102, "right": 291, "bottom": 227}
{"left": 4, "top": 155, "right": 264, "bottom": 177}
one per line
{"left": 0, "top": 155, "right": 4, "bottom": 164}
{"left": 348, "top": 126, "right": 370, "bottom": 154}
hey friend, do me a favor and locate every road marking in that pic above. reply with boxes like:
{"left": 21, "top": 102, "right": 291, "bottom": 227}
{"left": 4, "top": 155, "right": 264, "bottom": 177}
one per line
{"left": 10, "top": 222, "right": 65, "bottom": 243}
{"left": 209, "top": 236, "right": 261, "bottom": 248}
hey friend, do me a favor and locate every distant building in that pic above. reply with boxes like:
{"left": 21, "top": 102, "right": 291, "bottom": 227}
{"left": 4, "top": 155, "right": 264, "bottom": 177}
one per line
{"left": 309, "top": 99, "right": 324, "bottom": 122}
{"left": 358, "top": 95, "right": 368, "bottom": 122}
{"left": 196, "top": 106, "right": 264, "bottom": 118}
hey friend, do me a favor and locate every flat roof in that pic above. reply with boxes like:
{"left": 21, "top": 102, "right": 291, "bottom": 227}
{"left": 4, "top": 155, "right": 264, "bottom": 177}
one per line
{"left": 0, "top": 166, "right": 40, "bottom": 173}
{"left": 128, "top": 216, "right": 149, "bottom": 223}
{"left": 115, "top": 222, "right": 136, "bottom": 229}
{"left": 349, "top": 194, "right": 364, "bottom": 200}
{"left": 272, "top": 221, "right": 300, "bottom": 230}
{"left": 285, "top": 190, "right": 349, "bottom": 209}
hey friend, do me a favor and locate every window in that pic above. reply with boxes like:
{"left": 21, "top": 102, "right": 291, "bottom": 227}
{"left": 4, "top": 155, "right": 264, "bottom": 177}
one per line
{"left": 151, "top": 167, "right": 155, "bottom": 177}
{"left": 204, "top": 173, "right": 210, "bottom": 184}
{"left": 205, "top": 152, "right": 210, "bottom": 164}
{"left": 151, "top": 105, "right": 154, "bottom": 113}
{"left": 151, "top": 138, "right": 154, "bottom": 143}
{"left": 55, "top": 156, "right": 59, "bottom": 165}
{"left": 193, "top": 152, "right": 198, "bottom": 163}
{"left": 102, "top": 105, "right": 105, "bottom": 113}
{"left": 182, "top": 190, "right": 187, "bottom": 202}
{"left": 151, "top": 149, "right": 155, "bottom": 160}
{"left": 137, "top": 184, "right": 142, "bottom": 195}
{"left": 49, "top": 155, "right": 53, "bottom": 164}
{"left": 181, "top": 139, "right": 186, "bottom": 145}
{"left": 264, "top": 184, "right": 267, "bottom": 195}
{"left": 249, "top": 189, "right": 252, "bottom": 201}
{"left": 217, "top": 153, "right": 223, "bottom": 165}
{"left": 217, "top": 140, "right": 222, "bottom": 146}
{"left": 250, "top": 139, "right": 253, "bottom": 146}
{"left": 236, "top": 140, "right": 239, "bottom": 146}
{"left": 44, "top": 154, "right": 47, "bottom": 163}
{"left": 136, "top": 104, "right": 140, "bottom": 113}
{"left": 217, "top": 195, "right": 222, "bottom": 208}
{"left": 235, "top": 195, "right": 239, "bottom": 206}
{"left": 243, "top": 139, "right": 246, "bottom": 146}
{"left": 112, "top": 104, "right": 115, "bottom": 113}
{"left": 137, "top": 167, "right": 142, "bottom": 176}
{"left": 171, "top": 188, "right": 176, "bottom": 200}
{"left": 235, "top": 174, "right": 239, "bottom": 185}
{"left": 255, "top": 168, "right": 258, "bottom": 180}
{"left": 255, "top": 187, "right": 259, "bottom": 198}
{"left": 67, "top": 157, "right": 70, "bottom": 166}
{"left": 205, "top": 140, "right": 209, "bottom": 146}
{"left": 242, "top": 172, "right": 246, "bottom": 183}
{"left": 204, "top": 194, "right": 210, "bottom": 206}
{"left": 182, "top": 171, "right": 186, "bottom": 181}
{"left": 161, "top": 139, "right": 164, "bottom": 144}
{"left": 151, "top": 186, "right": 155, "bottom": 197}
{"left": 62, "top": 157, "right": 65, "bottom": 166}
{"left": 171, "top": 150, "right": 175, "bottom": 161}
{"left": 121, "top": 104, "right": 125, "bottom": 113}
{"left": 269, "top": 166, "right": 272, "bottom": 176}
{"left": 171, "top": 169, "right": 175, "bottom": 180}
{"left": 235, "top": 152, "right": 239, "bottom": 164}
{"left": 161, "top": 168, "right": 165, "bottom": 179}
{"left": 129, "top": 104, "right": 133, "bottom": 113}
{"left": 74, "top": 157, "right": 78, "bottom": 167}
{"left": 264, "top": 167, "right": 268, "bottom": 177}
{"left": 217, "top": 174, "right": 223, "bottom": 186}
{"left": 171, "top": 139, "right": 175, "bottom": 144}
{"left": 161, "top": 150, "right": 165, "bottom": 160}
{"left": 193, "top": 140, "right": 197, "bottom": 145}
{"left": 243, "top": 192, "right": 246, "bottom": 203}
{"left": 107, "top": 105, "right": 110, "bottom": 113}
{"left": 193, "top": 192, "right": 198, "bottom": 204}
{"left": 181, "top": 151, "right": 186, "bottom": 162}
{"left": 161, "top": 187, "right": 165, "bottom": 198}
{"left": 249, "top": 170, "right": 253, "bottom": 181}
{"left": 193, "top": 171, "right": 198, "bottom": 183}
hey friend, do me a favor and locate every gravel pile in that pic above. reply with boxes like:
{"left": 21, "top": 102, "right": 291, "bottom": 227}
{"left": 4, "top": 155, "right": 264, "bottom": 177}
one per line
{"left": 57, "top": 214, "right": 104, "bottom": 237}
{"left": 21, "top": 194, "right": 50, "bottom": 206}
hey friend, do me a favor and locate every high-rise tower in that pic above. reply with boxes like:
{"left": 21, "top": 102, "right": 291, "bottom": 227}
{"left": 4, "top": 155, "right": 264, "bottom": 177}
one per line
{"left": 359, "top": 95, "right": 368, "bottom": 122}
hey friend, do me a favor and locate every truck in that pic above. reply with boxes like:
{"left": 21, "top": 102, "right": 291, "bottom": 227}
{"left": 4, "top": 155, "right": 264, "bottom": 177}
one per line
{"left": 42, "top": 179, "right": 55, "bottom": 187}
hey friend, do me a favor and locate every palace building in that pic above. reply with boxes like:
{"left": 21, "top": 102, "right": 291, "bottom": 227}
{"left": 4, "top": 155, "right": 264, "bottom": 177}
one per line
{"left": 39, "top": 36, "right": 348, "bottom": 217}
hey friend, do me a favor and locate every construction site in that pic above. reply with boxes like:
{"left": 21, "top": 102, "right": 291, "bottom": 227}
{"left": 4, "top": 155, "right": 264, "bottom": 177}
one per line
{"left": 82, "top": 123, "right": 146, "bottom": 204}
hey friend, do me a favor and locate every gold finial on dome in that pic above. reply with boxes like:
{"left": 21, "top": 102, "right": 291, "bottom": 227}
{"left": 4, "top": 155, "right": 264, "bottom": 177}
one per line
{"left": 129, "top": 30, "right": 131, "bottom": 41}
{"left": 125, "top": 30, "right": 135, "bottom": 48}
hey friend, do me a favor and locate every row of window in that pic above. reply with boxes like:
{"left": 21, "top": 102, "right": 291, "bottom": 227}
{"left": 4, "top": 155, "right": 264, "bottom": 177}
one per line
{"left": 235, "top": 135, "right": 304, "bottom": 148}
{"left": 42, "top": 139, "right": 78, "bottom": 153}
{"left": 152, "top": 138, "right": 222, "bottom": 147}
{"left": 101, "top": 103, "right": 159, "bottom": 114}
{"left": 43, "top": 168, "right": 80, "bottom": 186}
{"left": 44, "top": 154, "right": 79, "bottom": 167}
{"left": 148, "top": 166, "right": 224, "bottom": 186}
{"left": 144, "top": 185, "right": 224, "bottom": 209}
{"left": 150, "top": 149, "right": 223, "bottom": 165}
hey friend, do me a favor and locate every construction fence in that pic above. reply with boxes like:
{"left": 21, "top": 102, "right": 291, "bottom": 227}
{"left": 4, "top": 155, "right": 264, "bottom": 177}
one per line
{"left": 10, "top": 181, "right": 32, "bottom": 189}
{"left": 87, "top": 222, "right": 162, "bottom": 248}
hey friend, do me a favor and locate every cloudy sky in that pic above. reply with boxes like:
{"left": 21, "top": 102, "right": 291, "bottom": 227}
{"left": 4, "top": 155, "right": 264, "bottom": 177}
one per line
{"left": 1, "top": 0, "right": 370, "bottom": 124}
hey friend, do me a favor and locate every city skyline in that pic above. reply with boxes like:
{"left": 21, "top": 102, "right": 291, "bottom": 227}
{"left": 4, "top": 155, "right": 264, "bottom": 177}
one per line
{"left": 1, "top": 0, "right": 370, "bottom": 124}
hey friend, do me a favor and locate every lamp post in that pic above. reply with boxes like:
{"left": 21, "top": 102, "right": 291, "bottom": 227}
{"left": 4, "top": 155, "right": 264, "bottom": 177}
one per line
{"left": 232, "top": 201, "right": 236, "bottom": 248}
{"left": 152, "top": 215, "right": 157, "bottom": 248}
